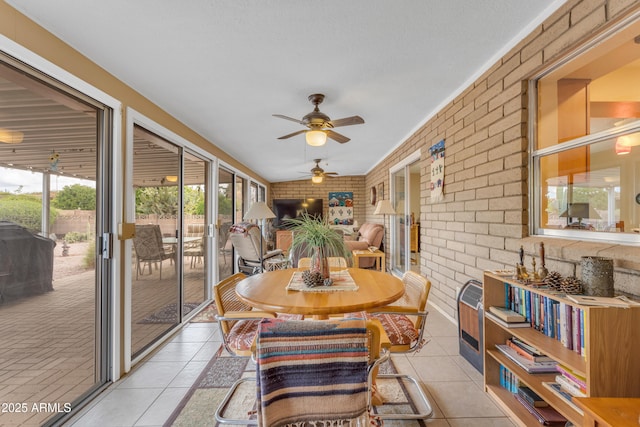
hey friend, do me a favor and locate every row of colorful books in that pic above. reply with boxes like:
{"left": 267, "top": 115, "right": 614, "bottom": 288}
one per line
{"left": 503, "top": 283, "right": 585, "bottom": 356}
{"left": 499, "top": 364, "right": 568, "bottom": 425}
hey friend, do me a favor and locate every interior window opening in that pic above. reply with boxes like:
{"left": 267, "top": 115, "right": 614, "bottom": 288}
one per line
{"left": 534, "top": 18, "right": 640, "bottom": 240}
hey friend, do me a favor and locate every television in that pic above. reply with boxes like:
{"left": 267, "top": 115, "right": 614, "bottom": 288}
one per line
{"left": 272, "top": 198, "right": 323, "bottom": 229}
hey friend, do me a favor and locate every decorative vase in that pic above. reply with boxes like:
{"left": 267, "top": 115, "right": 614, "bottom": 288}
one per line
{"left": 310, "top": 246, "right": 330, "bottom": 280}
{"left": 581, "top": 256, "right": 614, "bottom": 297}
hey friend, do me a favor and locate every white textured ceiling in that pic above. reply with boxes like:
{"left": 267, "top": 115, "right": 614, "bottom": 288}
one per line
{"left": 6, "top": 0, "right": 565, "bottom": 183}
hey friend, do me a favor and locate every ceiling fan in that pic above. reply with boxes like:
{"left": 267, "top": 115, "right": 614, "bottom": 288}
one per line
{"left": 308, "top": 159, "right": 337, "bottom": 184}
{"left": 274, "top": 94, "right": 364, "bottom": 146}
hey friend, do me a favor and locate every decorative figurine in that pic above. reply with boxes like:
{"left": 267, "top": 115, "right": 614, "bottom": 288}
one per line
{"left": 519, "top": 245, "right": 524, "bottom": 266}
{"left": 538, "top": 242, "right": 549, "bottom": 280}
{"left": 516, "top": 245, "right": 528, "bottom": 280}
{"left": 532, "top": 257, "right": 540, "bottom": 281}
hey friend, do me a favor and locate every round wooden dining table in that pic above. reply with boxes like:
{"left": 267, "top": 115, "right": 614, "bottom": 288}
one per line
{"left": 235, "top": 267, "right": 405, "bottom": 320}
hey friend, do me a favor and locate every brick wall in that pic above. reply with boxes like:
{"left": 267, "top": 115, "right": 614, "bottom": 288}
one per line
{"left": 270, "top": 176, "right": 366, "bottom": 225}
{"left": 366, "top": 0, "right": 640, "bottom": 319}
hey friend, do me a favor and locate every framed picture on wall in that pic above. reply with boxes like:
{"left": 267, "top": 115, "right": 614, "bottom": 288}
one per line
{"left": 377, "top": 182, "right": 384, "bottom": 200}
{"left": 370, "top": 186, "right": 377, "bottom": 205}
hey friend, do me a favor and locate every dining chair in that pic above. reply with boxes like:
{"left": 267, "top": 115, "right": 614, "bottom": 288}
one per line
{"left": 352, "top": 270, "right": 434, "bottom": 420}
{"left": 213, "top": 272, "right": 277, "bottom": 358}
{"left": 213, "top": 273, "right": 303, "bottom": 358}
{"left": 132, "top": 224, "right": 175, "bottom": 280}
{"left": 297, "top": 256, "right": 348, "bottom": 268}
{"left": 215, "top": 317, "right": 386, "bottom": 426}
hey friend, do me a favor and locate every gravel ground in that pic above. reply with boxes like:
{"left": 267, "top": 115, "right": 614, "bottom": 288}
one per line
{"left": 52, "top": 240, "right": 93, "bottom": 280}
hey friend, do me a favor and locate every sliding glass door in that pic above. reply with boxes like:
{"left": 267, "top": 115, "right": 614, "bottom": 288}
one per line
{"left": 217, "top": 168, "right": 234, "bottom": 280}
{"left": 390, "top": 155, "right": 421, "bottom": 276}
{"left": 131, "top": 125, "right": 181, "bottom": 357}
{"left": 0, "top": 57, "right": 111, "bottom": 425}
{"left": 182, "top": 152, "right": 208, "bottom": 320}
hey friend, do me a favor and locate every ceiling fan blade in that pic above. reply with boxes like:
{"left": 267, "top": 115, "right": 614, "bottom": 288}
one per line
{"left": 273, "top": 114, "right": 305, "bottom": 125}
{"left": 328, "top": 115, "right": 364, "bottom": 128}
{"left": 277, "top": 129, "right": 307, "bottom": 140}
{"left": 326, "top": 129, "right": 350, "bottom": 144}
{"left": 325, "top": 172, "right": 338, "bottom": 176}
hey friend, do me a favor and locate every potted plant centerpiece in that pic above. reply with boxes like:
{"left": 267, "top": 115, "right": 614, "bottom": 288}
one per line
{"left": 286, "top": 213, "right": 350, "bottom": 286}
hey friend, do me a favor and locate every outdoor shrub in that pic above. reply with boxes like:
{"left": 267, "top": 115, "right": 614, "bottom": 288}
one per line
{"left": 83, "top": 243, "right": 96, "bottom": 269}
{"left": 64, "top": 231, "right": 88, "bottom": 243}
{"left": 0, "top": 194, "right": 58, "bottom": 233}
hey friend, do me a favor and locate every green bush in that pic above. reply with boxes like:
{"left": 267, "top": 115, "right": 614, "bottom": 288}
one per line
{"left": 83, "top": 243, "right": 96, "bottom": 269}
{"left": 0, "top": 194, "right": 58, "bottom": 233}
{"left": 64, "top": 231, "right": 88, "bottom": 243}
{"left": 52, "top": 184, "right": 96, "bottom": 210}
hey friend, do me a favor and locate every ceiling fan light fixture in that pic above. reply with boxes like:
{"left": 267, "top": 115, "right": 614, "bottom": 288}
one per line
{"left": 306, "top": 130, "right": 327, "bottom": 146}
{"left": 0, "top": 128, "right": 24, "bottom": 144}
{"left": 165, "top": 175, "right": 178, "bottom": 182}
{"left": 311, "top": 174, "right": 323, "bottom": 184}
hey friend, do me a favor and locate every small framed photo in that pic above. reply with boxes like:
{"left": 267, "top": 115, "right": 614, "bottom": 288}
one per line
{"left": 377, "top": 182, "right": 384, "bottom": 200}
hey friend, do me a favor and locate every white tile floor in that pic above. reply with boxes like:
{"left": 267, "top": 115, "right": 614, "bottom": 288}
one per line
{"left": 64, "top": 305, "right": 516, "bottom": 426}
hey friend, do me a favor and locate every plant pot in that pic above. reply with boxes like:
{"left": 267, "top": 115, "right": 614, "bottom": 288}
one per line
{"left": 310, "top": 246, "right": 330, "bottom": 279}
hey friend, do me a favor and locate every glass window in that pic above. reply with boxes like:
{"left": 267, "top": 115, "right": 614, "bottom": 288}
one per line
{"left": 533, "top": 19, "right": 640, "bottom": 241}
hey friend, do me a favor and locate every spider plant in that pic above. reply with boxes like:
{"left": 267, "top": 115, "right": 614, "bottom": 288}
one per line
{"left": 286, "top": 213, "right": 350, "bottom": 275}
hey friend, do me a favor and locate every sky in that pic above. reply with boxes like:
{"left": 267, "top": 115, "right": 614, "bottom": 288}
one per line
{"left": 0, "top": 167, "right": 94, "bottom": 194}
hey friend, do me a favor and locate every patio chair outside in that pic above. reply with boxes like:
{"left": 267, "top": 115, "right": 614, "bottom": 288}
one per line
{"left": 133, "top": 224, "right": 175, "bottom": 280}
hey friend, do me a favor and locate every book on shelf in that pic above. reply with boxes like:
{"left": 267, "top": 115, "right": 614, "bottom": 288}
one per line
{"left": 541, "top": 382, "right": 584, "bottom": 416}
{"left": 566, "top": 294, "right": 639, "bottom": 307}
{"left": 499, "top": 364, "right": 522, "bottom": 393}
{"left": 509, "top": 337, "right": 544, "bottom": 355}
{"left": 506, "top": 338, "right": 554, "bottom": 362}
{"left": 489, "top": 306, "right": 526, "bottom": 322}
{"left": 517, "top": 386, "right": 549, "bottom": 407}
{"left": 502, "top": 282, "right": 587, "bottom": 356}
{"left": 495, "top": 344, "right": 558, "bottom": 373}
{"left": 555, "top": 374, "right": 587, "bottom": 397}
{"left": 555, "top": 364, "right": 587, "bottom": 392}
{"left": 514, "top": 394, "right": 567, "bottom": 426}
{"left": 485, "top": 311, "right": 530, "bottom": 328}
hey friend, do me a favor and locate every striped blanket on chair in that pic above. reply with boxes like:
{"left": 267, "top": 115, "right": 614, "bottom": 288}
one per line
{"left": 256, "top": 318, "right": 374, "bottom": 427}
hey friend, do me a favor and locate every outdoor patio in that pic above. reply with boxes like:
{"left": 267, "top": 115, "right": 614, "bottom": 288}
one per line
{"left": 0, "top": 242, "right": 212, "bottom": 426}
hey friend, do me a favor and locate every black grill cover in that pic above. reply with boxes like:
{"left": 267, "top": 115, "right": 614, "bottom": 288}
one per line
{"left": 0, "top": 221, "right": 55, "bottom": 303}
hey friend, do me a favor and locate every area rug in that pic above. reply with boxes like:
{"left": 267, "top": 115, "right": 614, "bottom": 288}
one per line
{"left": 164, "top": 346, "right": 428, "bottom": 426}
{"left": 139, "top": 302, "right": 201, "bottom": 324}
{"left": 189, "top": 301, "right": 218, "bottom": 323}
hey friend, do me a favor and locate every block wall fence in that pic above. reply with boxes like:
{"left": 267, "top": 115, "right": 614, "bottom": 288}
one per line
{"left": 364, "top": 0, "right": 640, "bottom": 318}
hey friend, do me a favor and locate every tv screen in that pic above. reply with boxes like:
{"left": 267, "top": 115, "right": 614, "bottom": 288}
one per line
{"left": 272, "top": 198, "right": 323, "bottom": 228}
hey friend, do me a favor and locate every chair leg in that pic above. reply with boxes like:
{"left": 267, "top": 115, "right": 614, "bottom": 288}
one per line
{"left": 214, "top": 376, "right": 258, "bottom": 425}
{"left": 373, "top": 372, "right": 433, "bottom": 420}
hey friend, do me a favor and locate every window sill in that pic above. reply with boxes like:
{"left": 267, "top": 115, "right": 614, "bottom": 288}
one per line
{"left": 519, "top": 236, "right": 640, "bottom": 297}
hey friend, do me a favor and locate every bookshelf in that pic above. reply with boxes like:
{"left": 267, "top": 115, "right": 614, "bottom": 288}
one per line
{"left": 482, "top": 272, "right": 640, "bottom": 427}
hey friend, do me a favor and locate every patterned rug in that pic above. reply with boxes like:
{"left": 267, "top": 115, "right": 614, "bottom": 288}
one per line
{"left": 164, "top": 346, "right": 429, "bottom": 426}
{"left": 139, "top": 302, "right": 201, "bottom": 324}
{"left": 189, "top": 302, "right": 218, "bottom": 323}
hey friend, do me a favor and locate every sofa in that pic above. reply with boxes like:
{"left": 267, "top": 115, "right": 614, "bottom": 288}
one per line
{"left": 344, "top": 222, "right": 384, "bottom": 268}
